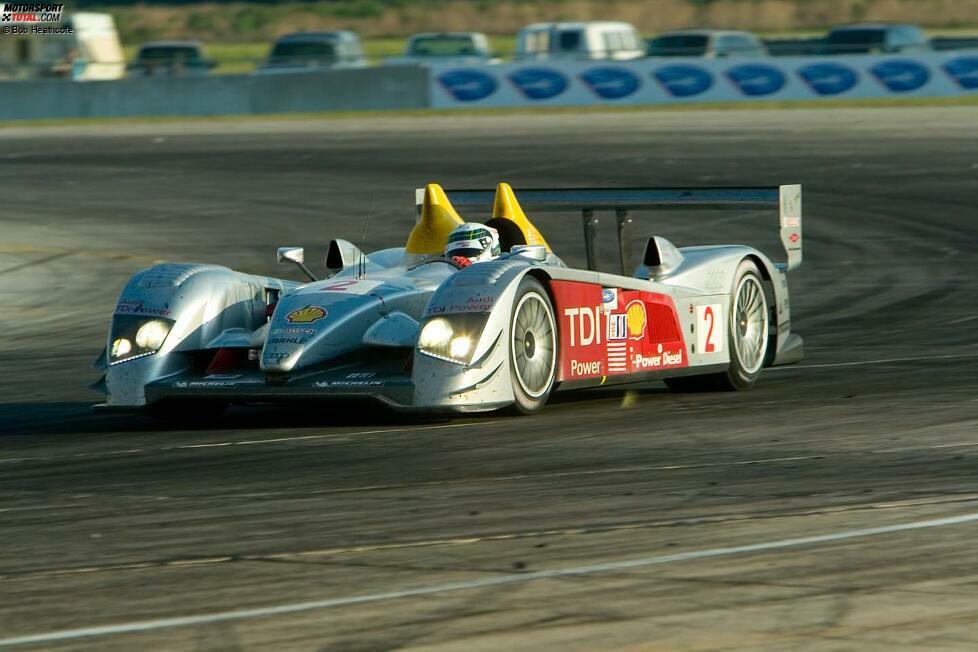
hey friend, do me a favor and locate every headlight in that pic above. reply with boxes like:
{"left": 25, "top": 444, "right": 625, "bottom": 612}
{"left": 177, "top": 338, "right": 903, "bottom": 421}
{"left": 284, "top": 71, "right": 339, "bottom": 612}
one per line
{"left": 108, "top": 315, "right": 174, "bottom": 364}
{"left": 419, "top": 317, "right": 453, "bottom": 349}
{"left": 111, "top": 338, "right": 132, "bottom": 358}
{"left": 418, "top": 314, "right": 489, "bottom": 366}
{"left": 135, "top": 320, "right": 170, "bottom": 350}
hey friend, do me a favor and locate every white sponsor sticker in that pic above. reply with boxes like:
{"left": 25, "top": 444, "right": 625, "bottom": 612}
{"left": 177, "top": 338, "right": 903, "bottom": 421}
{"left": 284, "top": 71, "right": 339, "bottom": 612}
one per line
{"left": 696, "top": 304, "right": 723, "bottom": 354}
{"left": 317, "top": 279, "right": 383, "bottom": 295}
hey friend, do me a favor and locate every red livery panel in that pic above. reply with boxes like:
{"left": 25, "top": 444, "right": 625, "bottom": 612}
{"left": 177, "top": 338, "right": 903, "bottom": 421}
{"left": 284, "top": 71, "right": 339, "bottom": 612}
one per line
{"left": 550, "top": 280, "right": 687, "bottom": 382}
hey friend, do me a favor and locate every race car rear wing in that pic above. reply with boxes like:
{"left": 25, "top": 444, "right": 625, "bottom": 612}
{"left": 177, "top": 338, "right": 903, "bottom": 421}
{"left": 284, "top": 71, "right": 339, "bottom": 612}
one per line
{"left": 416, "top": 185, "right": 802, "bottom": 274}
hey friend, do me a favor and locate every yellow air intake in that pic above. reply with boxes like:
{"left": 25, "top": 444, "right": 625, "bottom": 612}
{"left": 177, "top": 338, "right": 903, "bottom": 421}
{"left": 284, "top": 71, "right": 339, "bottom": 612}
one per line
{"left": 406, "top": 183, "right": 465, "bottom": 256}
{"left": 491, "top": 182, "right": 551, "bottom": 252}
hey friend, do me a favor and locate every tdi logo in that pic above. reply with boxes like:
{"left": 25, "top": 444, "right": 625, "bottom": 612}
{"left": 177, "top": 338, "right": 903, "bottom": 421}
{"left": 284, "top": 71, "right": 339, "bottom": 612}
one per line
{"left": 571, "top": 359, "right": 602, "bottom": 376}
{"left": 563, "top": 306, "right": 602, "bottom": 346}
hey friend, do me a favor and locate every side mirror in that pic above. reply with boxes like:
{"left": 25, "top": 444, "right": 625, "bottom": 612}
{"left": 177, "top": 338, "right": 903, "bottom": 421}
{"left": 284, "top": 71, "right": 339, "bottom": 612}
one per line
{"left": 277, "top": 246, "right": 317, "bottom": 282}
{"left": 277, "top": 246, "right": 304, "bottom": 264}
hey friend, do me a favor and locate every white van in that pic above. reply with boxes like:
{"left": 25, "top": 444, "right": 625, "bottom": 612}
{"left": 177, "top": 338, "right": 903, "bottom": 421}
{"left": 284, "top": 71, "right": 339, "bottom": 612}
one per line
{"left": 0, "top": 12, "right": 125, "bottom": 81}
{"left": 516, "top": 22, "right": 645, "bottom": 61}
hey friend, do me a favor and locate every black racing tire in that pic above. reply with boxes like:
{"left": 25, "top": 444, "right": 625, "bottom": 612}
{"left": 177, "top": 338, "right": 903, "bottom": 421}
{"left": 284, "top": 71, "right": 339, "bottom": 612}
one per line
{"left": 508, "top": 277, "right": 557, "bottom": 414}
{"left": 146, "top": 399, "right": 228, "bottom": 423}
{"left": 666, "top": 259, "right": 769, "bottom": 392}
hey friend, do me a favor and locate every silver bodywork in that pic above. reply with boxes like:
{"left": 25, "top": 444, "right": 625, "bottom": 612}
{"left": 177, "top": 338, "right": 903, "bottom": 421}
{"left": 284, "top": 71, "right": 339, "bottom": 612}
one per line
{"left": 94, "top": 185, "right": 803, "bottom": 413}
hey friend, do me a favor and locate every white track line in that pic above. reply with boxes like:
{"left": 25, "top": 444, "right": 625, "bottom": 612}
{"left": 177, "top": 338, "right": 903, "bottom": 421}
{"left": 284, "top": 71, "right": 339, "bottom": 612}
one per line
{"left": 769, "top": 351, "right": 978, "bottom": 371}
{"left": 2, "top": 512, "right": 977, "bottom": 648}
{"left": 948, "top": 315, "right": 978, "bottom": 325}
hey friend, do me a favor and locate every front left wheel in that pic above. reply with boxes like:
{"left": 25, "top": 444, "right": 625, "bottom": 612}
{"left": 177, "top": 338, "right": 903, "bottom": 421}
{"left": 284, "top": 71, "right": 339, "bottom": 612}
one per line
{"left": 508, "top": 277, "right": 557, "bottom": 414}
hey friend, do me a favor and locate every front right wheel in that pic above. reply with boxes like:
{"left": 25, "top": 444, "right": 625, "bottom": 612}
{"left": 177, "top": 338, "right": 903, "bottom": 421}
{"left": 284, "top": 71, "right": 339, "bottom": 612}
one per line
{"left": 508, "top": 277, "right": 557, "bottom": 414}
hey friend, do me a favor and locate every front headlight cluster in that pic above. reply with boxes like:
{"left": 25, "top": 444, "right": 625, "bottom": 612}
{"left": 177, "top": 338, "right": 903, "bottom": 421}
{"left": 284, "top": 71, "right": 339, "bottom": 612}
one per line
{"left": 109, "top": 315, "right": 174, "bottom": 364}
{"left": 418, "top": 314, "right": 489, "bottom": 366}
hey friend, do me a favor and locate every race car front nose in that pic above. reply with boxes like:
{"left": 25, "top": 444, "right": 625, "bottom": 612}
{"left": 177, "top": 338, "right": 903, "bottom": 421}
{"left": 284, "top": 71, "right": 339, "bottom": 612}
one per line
{"left": 412, "top": 328, "right": 513, "bottom": 411}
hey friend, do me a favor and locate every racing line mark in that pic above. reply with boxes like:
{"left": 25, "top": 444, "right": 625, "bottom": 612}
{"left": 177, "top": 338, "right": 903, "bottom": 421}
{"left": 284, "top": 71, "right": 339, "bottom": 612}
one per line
{"left": 0, "top": 251, "right": 75, "bottom": 277}
{"left": 2, "top": 512, "right": 978, "bottom": 647}
{"left": 769, "top": 352, "right": 978, "bottom": 370}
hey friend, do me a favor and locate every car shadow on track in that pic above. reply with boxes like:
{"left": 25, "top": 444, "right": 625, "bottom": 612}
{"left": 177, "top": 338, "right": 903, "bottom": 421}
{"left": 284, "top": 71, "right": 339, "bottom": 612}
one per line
{"left": 0, "top": 400, "right": 449, "bottom": 437}
{"left": 0, "top": 385, "right": 675, "bottom": 437}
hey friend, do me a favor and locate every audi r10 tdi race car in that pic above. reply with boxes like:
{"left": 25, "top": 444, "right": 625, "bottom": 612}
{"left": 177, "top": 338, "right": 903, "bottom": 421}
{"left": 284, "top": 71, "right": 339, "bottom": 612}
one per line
{"left": 93, "top": 182, "right": 804, "bottom": 417}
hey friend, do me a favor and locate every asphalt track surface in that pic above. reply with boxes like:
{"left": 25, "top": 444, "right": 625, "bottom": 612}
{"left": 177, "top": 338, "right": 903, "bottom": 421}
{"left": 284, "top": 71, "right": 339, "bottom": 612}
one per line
{"left": 0, "top": 107, "right": 976, "bottom": 651}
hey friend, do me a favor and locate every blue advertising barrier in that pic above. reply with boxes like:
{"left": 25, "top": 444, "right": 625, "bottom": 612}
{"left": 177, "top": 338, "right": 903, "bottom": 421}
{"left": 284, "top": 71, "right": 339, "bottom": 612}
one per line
{"left": 430, "top": 52, "right": 978, "bottom": 108}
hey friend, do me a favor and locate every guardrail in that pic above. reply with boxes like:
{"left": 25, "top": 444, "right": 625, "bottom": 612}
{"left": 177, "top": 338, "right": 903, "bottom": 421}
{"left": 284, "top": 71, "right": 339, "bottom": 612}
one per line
{"left": 0, "top": 65, "right": 429, "bottom": 121}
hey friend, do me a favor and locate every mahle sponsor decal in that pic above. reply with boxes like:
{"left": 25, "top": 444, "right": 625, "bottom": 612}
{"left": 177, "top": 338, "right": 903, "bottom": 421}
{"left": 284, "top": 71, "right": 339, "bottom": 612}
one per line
{"left": 286, "top": 306, "right": 327, "bottom": 324}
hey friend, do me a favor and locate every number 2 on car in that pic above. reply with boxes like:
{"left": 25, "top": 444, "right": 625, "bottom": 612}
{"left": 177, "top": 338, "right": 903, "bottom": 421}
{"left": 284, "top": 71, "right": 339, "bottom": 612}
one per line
{"left": 696, "top": 304, "right": 723, "bottom": 354}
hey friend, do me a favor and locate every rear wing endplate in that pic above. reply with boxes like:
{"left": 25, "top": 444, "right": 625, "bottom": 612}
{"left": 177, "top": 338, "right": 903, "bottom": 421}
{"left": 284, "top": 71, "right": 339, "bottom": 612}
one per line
{"left": 415, "top": 185, "right": 802, "bottom": 274}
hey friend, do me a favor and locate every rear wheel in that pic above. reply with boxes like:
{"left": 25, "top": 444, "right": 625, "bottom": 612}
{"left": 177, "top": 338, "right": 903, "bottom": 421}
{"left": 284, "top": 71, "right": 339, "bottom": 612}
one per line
{"left": 508, "top": 277, "right": 557, "bottom": 414}
{"left": 666, "top": 259, "right": 769, "bottom": 392}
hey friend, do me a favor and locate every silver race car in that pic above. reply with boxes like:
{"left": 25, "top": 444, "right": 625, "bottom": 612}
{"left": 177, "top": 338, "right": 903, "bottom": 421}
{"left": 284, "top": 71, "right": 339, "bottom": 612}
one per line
{"left": 93, "top": 182, "right": 804, "bottom": 417}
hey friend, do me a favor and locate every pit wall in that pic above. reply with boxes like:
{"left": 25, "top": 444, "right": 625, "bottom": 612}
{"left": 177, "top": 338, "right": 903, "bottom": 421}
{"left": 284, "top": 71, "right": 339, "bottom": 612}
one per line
{"left": 429, "top": 52, "right": 978, "bottom": 108}
{"left": 0, "top": 65, "right": 429, "bottom": 121}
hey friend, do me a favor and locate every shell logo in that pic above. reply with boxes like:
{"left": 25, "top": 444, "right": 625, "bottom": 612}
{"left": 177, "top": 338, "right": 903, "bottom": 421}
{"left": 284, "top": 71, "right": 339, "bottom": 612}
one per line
{"left": 286, "top": 305, "right": 327, "bottom": 324}
{"left": 625, "top": 300, "right": 647, "bottom": 339}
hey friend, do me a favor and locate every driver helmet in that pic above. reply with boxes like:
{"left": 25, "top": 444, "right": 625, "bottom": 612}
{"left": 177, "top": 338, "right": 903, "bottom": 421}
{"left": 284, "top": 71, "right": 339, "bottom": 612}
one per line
{"left": 445, "top": 222, "right": 501, "bottom": 264}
